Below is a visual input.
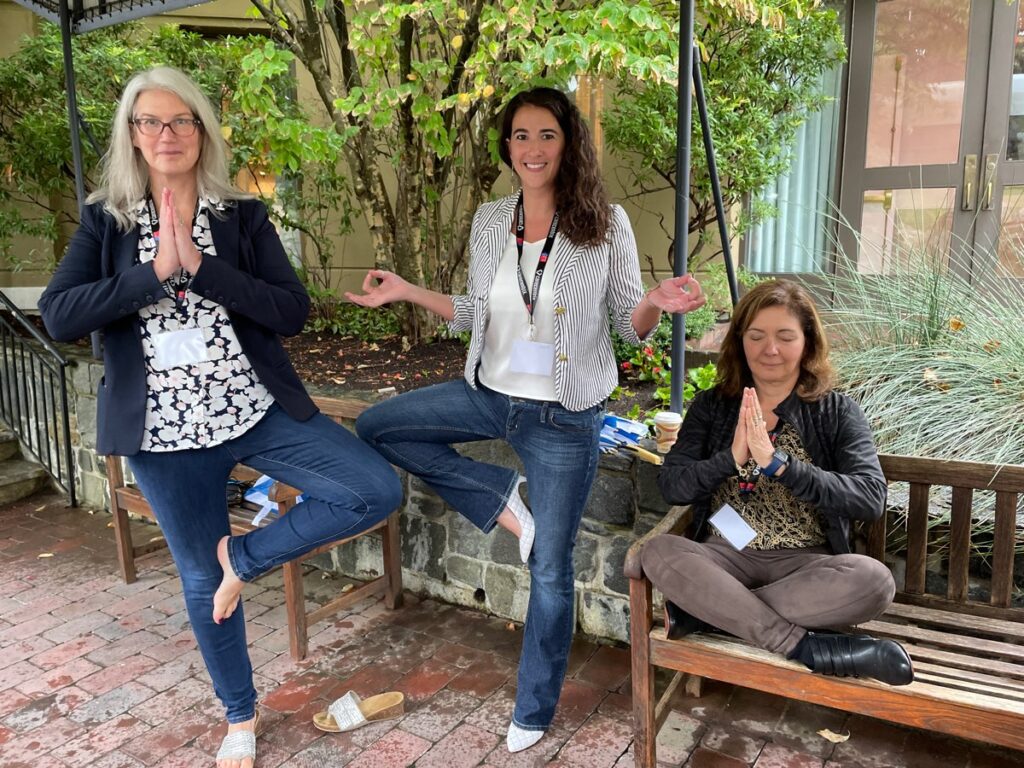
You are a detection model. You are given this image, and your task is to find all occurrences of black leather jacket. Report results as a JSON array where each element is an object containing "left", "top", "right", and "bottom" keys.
[{"left": 657, "top": 387, "right": 886, "bottom": 554}]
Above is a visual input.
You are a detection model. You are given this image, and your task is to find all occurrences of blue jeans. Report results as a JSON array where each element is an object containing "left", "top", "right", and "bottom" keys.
[
  {"left": 356, "top": 380, "right": 603, "bottom": 730},
  {"left": 127, "top": 403, "right": 402, "bottom": 723}
]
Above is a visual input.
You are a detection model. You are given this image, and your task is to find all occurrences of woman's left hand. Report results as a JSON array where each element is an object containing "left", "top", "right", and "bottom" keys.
[
  {"left": 643, "top": 274, "right": 706, "bottom": 315},
  {"left": 174, "top": 212, "right": 202, "bottom": 274},
  {"left": 165, "top": 189, "right": 202, "bottom": 274},
  {"left": 743, "top": 387, "right": 775, "bottom": 468}
]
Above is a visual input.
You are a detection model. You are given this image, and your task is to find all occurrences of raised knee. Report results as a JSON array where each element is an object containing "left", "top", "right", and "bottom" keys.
[
  {"left": 839, "top": 554, "right": 896, "bottom": 611},
  {"left": 354, "top": 410, "right": 378, "bottom": 444},
  {"left": 372, "top": 471, "right": 404, "bottom": 515},
  {"left": 640, "top": 534, "right": 677, "bottom": 577}
]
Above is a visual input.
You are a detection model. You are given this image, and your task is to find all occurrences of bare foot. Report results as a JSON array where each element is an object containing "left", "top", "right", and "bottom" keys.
[
  {"left": 217, "top": 714, "right": 257, "bottom": 768},
  {"left": 213, "top": 536, "right": 244, "bottom": 624}
]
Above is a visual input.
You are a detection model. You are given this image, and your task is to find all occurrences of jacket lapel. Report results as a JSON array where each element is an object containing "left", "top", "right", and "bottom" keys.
[
  {"left": 112, "top": 224, "right": 140, "bottom": 275},
  {"left": 473, "top": 196, "right": 516, "bottom": 296},
  {"left": 207, "top": 203, "right": 240, "bottom": 267}
]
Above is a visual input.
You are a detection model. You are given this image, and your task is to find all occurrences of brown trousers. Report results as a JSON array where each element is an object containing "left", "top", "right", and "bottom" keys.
[{"left": 641, "top": 534, "right": 896, "bottom": 657}]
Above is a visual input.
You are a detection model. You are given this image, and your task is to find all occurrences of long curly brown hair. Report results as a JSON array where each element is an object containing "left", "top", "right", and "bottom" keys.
[
  {"left": 498, "top": 88, "right": 611, "bottom": 247},
  {"left": 716, "top": 280, "right": 835, "bottom": 402}
]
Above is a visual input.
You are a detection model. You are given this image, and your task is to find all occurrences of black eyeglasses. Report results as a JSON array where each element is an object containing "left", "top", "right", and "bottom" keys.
[{"left": 130, "top": 117, "right": 202, "bottom": 137}]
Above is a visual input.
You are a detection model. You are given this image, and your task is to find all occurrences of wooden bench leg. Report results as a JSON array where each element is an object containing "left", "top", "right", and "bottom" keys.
[
  {"left": 630, "top": 578, "right": 657, "bottom": 768},
  {"left": 112, "top": 504, "right": 137, "bottom": 584},
  {"left": 382, "top": 511, "right": 403, "bottom": 609},
  {"left": 283, "top": 559, "right": 309, "bottom": 661}
]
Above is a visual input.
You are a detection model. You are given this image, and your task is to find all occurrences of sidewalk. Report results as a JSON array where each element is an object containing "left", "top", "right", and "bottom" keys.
[{"left": 0, "top": 491, "right": 1019, "bottom": 767}]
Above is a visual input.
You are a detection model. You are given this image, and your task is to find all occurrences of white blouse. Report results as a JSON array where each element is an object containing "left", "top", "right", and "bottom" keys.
[{"left": 477, "top": 233, "right": 558, "bottom": 401}]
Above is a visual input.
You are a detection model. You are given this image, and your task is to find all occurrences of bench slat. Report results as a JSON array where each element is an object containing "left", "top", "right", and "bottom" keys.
[
  {"left": 912, "top": 661, "right": 1024, "bottom": 697},
  {"left": 859, "top": 619, "right": 1024, "bottom": 663},
  {"left": 904, "top": 483, "right": 930, "bottom": 594},
  {"left": 899, "top": 642, "right": 1024, "bottom": 682},
  {"left": 881, "top": 602, "right": 1024, "bottom": 640},
  {"left": 991, "top": 491, "right": 1018, "bottom": 608},
  {"left": 878, "top": 454, "right": 1024, "bottom": 493},
  {"left": 947, "top": 487, "right": 972, "bottom": 602}
]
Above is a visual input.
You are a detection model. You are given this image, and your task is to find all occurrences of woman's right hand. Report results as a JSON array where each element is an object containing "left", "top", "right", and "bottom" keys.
[
  {"left": 731, "top": 394, "right": 751, "bottom": 468},
  {"left": 345, "top": 269, "right": 411, "bottom": 307},
  {"left": 152, "top": 188, "right": 181, "bottom": 282}
]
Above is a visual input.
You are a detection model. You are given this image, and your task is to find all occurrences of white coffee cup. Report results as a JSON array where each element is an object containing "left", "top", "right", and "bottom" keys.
[{"left": 653, "top": 411, "right": 683, "bottom": 453}]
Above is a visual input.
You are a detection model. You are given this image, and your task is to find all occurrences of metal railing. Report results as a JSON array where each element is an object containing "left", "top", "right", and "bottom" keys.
[{"left": 0, "top": 289, "right": 76, "bottom": 506}]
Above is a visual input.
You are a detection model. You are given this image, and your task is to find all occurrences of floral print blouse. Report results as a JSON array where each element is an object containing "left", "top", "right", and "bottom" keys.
[{"left": 135, "top": 197, "right": 275, "bottom": 452}]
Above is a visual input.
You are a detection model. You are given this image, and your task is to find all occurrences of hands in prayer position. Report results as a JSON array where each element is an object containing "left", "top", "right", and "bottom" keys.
[
  {"left": 152, "top": 187, "right": 202, "bottom": 282},
  {"left": 732, "top": 387, "right": 777, "bottom": 470}
]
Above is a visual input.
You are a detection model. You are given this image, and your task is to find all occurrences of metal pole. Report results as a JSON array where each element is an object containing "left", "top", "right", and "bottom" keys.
[
  {"left": 670, "top": 0, "right": 695, "bottom": 414},
  {"left": 58, "top": 2, "right": 102, "bottom": 360},
  {"left": 58, "top": 2, "right": 85, "bottom": 212},
  {"left": 692, "top": 44, "right": 739, "bottom": 306}
]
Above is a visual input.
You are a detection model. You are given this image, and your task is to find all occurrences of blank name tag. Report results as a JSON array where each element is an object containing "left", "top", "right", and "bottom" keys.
[
  {"left": 509, "top": 339, "right": 555, "bottom": 376},
  {"left": 709, "top": 503, "right": 757, "bottom": 550},
  {"left": 152, "top": 328, "right": 208, "bottom": 370}
]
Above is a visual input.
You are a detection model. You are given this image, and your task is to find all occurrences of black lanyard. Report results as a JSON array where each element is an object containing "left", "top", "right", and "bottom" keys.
[
  {"left": 147, "top": 195, "right": 197, "bottom": 317},
  {"left": 514, "top": 191, "right": 559, "bottom": 337}
]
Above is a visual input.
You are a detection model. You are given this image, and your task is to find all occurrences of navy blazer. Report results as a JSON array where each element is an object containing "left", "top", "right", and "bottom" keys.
[{"left": 39, "top": 199, "right": 317, "bottom": 456}]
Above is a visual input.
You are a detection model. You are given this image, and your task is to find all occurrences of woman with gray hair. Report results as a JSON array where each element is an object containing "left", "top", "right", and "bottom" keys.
[{"left": 39, "top": 67, "right": 403, "bottom": 768}]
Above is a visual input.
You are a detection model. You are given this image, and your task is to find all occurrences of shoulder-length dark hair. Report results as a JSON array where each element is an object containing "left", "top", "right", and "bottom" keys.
[
  {"left": 716, "top": 279, "right": 834, "bottom": 401},
  {"left": 498, "top": 87, "right": 610, "bottom": 247}
]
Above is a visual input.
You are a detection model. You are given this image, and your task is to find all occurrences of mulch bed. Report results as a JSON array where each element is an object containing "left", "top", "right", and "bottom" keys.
[{"left": 4, "top": 311, "right": 659, "bottom": 415}]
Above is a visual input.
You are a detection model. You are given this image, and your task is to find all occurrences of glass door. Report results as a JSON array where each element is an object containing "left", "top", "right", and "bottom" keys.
[
  {"left": 972, "top": 0, "right": 1024, "bottom": 278},
  {"left": 838, "top": 0, "right": 1024, "bottom": 280}
]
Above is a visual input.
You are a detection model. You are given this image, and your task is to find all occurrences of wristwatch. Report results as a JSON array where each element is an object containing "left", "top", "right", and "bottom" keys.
[{"left": 762, "top": 449, "right": 790, "bottom": 478}]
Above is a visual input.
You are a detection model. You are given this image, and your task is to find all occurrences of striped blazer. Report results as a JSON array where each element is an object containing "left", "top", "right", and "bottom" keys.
[{"left": 450, "top": 194, "right": 650, "bottom": 411}]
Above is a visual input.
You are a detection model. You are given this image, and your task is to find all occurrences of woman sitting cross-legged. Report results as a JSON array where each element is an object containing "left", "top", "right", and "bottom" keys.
[{"left": 642, "top": 279, "right": 913, "bottom": 686}]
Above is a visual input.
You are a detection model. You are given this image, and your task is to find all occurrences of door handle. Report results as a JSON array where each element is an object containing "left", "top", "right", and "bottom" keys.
[
  {"left": 982, "top": 153, "right": 998, "bottom": 211},
  {"left": 962, "top": 154, "right": 977, "bottom": 211}
]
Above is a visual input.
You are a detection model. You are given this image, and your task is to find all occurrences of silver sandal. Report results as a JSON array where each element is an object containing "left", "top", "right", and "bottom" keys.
[{"left": 216, "top": 712, "right": 260, "bottom": 764}]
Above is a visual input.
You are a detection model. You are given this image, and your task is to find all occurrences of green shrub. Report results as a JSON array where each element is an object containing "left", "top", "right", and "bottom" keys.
[{"left": 305, "top": 287, "right": 400, "bottom": 339}]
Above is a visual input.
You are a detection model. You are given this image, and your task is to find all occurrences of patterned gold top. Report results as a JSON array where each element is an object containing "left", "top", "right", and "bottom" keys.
[{"left": 711, "top": 422, "right": 826, "bottom": 550}]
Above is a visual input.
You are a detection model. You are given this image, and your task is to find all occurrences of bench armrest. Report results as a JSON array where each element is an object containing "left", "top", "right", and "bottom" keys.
[{"left": 623, "top": 505, "right": 693, "bottom": 581}]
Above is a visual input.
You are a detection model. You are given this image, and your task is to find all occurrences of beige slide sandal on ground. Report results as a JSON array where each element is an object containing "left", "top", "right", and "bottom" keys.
[{"left": 312, "top": 691, "right": 405, "bottom": 733}]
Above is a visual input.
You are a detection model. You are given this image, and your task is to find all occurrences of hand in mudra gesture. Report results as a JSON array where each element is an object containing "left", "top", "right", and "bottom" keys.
[
  {"left": 345, "top": 269, "right": 411, "bottom": 308},
  {"left": 644, "top": 274, "right": 707, "bottom": 315}
]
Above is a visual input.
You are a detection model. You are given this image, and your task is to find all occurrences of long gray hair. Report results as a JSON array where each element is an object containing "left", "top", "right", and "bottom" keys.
[{"left": 88, "top": 66, "right": 251, "bottom": 230}]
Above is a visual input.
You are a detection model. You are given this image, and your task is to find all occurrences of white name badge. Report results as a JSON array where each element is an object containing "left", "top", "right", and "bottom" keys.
[
  {"left": 152, "top": 328, "right": 209, "bottom": 370},
  {"left": 509, "top": 339, "right": 555, "bottom": 376},
  {"left": 709, "top": 503, "right": 757, "bottom": 550}
]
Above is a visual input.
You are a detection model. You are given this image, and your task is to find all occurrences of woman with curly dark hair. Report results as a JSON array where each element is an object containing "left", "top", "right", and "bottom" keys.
[
  {"left": 643, "top": 280, "right": 914, "bottom": 687},
  {"left": 346, "top": 86, "right": 705, "bottom": 753}
]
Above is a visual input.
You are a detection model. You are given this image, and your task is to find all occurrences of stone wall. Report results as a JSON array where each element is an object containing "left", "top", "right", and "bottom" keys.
[{"left": 29, "top": 349, "right": 670, "bottom": 643}]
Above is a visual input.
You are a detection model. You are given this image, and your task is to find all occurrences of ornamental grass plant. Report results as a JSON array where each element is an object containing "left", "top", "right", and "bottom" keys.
[{"left": 822, "top": 238, "right": 1024, "bottom": 565}]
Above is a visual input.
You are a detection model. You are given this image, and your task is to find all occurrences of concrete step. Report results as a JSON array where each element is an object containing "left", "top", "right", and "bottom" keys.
[
  {"left": 0, "top": 459, "right": 50, "bottom": 505},
  {"left": 0, "top": 428, "right": 19, "bottom": 462}
]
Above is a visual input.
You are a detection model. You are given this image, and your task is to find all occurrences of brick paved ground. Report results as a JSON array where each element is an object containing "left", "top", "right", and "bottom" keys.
[{"left": 0, "top": 491, "right": 1020, "bottom": 767}]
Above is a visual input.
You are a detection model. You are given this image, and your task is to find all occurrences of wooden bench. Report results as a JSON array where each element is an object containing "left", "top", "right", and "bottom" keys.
[
  {"left": 105, "top": 396, "right": 402, "bottom": 661},
  {"left": 625, "top": 453, "right": 1024, "bottom": 766}
]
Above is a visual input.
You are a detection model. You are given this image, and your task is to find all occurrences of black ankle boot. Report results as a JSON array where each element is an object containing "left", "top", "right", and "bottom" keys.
[
  {"left": 799, "top": 631, "right": 914, "bottom": 686},
  {"left": 663, "top": 601, "right": 716, "bottom": 640}
]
